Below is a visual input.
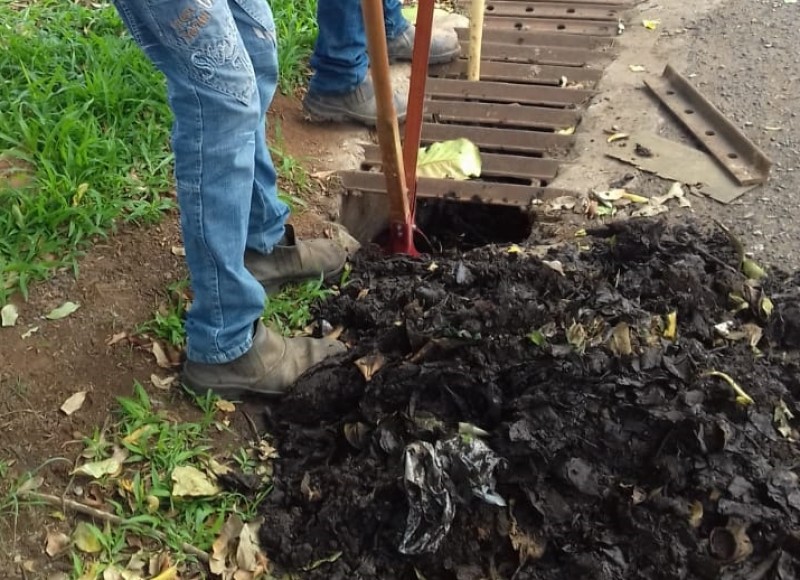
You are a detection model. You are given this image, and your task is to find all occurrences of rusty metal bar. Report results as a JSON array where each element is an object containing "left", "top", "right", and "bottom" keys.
[
  {"left": 427, "top": 78, "right": 594, "bottom": 107},
  {"left": 458, "top": 40, "right": 607, "bottom": 67},
  {"left": 424, "top": 99, "right": 580, "bottom": 130},
  {"left": 362, "top": 146, "right": 561, "bottom": 182},
  {"left": 483, "top": 16, "right": 617, "bottom": 35},
  {"left": 483, "top": 1, "right": 622, "bottom": 20},
  {"left": 456, "top": 27, "right": 613, "bottom": 48},
  {"left": 644, "top": 65, "right": 772, "bottom": 185},
  {"left": 341, "top": 171, "right": 575, "bottom": 206},
  {"left": 422, "top": 123, "right": 573, "bottom": 155},
  {"left": 432, "top": 59, "right": 603, "bottom": 85}
]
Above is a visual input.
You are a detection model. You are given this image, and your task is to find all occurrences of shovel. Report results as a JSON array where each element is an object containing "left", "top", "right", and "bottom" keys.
[{"left": 362, "top": 0, "right": 485, "bottom": 255}]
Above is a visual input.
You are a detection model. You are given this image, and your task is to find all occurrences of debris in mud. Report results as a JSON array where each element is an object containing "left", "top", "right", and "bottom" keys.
[{"left": 246, "top": 219, "right": 800, "bottom": 579}]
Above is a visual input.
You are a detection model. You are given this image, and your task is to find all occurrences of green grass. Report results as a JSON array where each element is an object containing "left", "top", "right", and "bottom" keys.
[
  {"left": 140, "top": 274, "right": 336, "bottom": 349},
  {"left": 272, "top": 0, "right": 319, "bottom": 94},
  {"left": 68, "top": 383, "right": 269, "bottom": 573},
  {"left": 0, "top": 0, "right": 175, "bottom": 304},
  {"left": 0, "top": 0, "right": 320, "bottom": 307}
]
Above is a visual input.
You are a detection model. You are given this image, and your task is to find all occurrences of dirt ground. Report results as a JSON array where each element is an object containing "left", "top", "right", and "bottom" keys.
[{"left": 2, "top": 0, "right": 800, "bottom": 577}]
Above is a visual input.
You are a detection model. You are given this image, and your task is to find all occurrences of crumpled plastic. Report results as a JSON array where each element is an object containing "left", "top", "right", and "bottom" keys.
[{"left": 399, "top": 436, "right": 506, "bottom": 555}]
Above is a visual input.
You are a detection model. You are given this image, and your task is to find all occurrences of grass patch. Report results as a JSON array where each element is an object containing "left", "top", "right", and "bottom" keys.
[
  {"left": 65, "top": 384, "right": 271, "bottom": 574},
  {"left": 0, "top": 0, "right": 175, "bottom": 304},
  {"left": 140, "top": 273, "right": 339, "bottom": 349},
  {"left": 272, "top": 0, "right": 319, "bottom": 94}
]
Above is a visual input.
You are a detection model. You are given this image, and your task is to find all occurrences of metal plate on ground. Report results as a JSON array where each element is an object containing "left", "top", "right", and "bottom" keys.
[
  {"left": 645, "top": 65, "right": 772, "bottom": 186},
  {"left": 606, "top": 132, "right": 756, "bottom": 204}
]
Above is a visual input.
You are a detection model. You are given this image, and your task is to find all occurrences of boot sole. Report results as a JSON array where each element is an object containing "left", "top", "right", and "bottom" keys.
[
  {"left": 260, "top": 262, "right": 346, "bottom": 295},
  {"left": 182, "top": 378, "right": 285, "bottom": 400}
]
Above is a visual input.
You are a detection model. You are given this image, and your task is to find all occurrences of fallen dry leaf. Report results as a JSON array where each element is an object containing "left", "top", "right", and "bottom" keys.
[
  {"left": 73, "top": 447, "right": 128, "bottom": 479},
  {"left": 171, "top": 465, "right": 220, "bottom": 498},
  {"left": 236, "top": 522, "right": 263, "bottom": 572},
  {"left": 689, "top": 500, "right": 704, "bottom": 528},
  {"left": 607, "top": 132, "right": 630, "bottom": 144},
  {"left": 354, "top": 353, "right": 386, "bottom": 382},
  {"left": 642, "top": 19, "right": 660, "bottom": 29},
  {"left": 1, "top": 304, "right": 19, "bottom": 327},
  {"left": 107, "top": 332, "right": 128, "bottom": 346},
  {"left": 150, "top": 566, "right": 178, "bottom": 580},
  {"left": 60, "top": 391, "right": 88, "bottom": 416},
  {"left": 211, "top": 513, "right": 244, "bottom": 575},
  {"left": 215, "top": 399, "right": 236, "bottom": 414},
  {"left": 18, "top": 475, "right": 44, "bottom": 494},
  {"left": 150, "top": 374, "right": 177, "bottom": 391},
  {"left": 45, "top": 531, "right": 70, "bottom": 557},
  {"left": 73, "top": 521, "right": 102, "bottom": 554},
  {"left": 609, "top": 322, "right": 633, "bottom": 356},
  {"left": 45, "top": 301, "right": 80, "bottom": 320},
  {"left": 170, "top": 246, "right": 186, "bottom": 257},
  {"left": 21, "top": 326, "right": 39, "bottom": 339},
  {"left": 151, "top": 341, "right": 172, "bottom": 368},
  {"left": 542, "top": 260, "right": 565, "bottom": 277}
]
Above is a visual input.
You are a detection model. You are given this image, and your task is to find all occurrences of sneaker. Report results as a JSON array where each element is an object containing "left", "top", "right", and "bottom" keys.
[
  {"left": 183, "top": 321, "right": 346, "bottom": 398},
  {"left": 303, "top": 77, "right": 408, "bottom": 127},
  {"left": 244, "top": 224, "right": 347, "bottom": 294},
  {"left": 387, "top": 24, "right": 461, "bottom": 64}
]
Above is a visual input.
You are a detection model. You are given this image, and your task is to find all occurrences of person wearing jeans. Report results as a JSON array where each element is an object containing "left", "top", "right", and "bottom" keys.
[
  {"left": 304, "top": 0, "right": 461, "bottom": 126},
  {"left": 112, "top": 0, "right": 348, "bottom": 398}
]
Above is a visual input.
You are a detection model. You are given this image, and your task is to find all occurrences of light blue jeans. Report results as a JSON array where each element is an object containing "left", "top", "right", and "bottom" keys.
[
  {"left": 113, "top": 0, "right": 289, "bottom": 364},
  {"left": 310, "top": 0, "right": 410, "bottom": 95}
]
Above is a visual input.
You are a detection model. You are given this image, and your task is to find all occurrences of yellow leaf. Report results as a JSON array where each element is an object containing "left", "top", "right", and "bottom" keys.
[
  {"left": 171, "top": 465, "right": 220, "bottom": 497},
  {"left": 73, "top": 522, "right": 102, "bottom": 554},
  {"left": 642, "top": 19, "right": 660, "bottom": 29},
  {"left": 620, "top": 192, "right": 649, "bottom": 204},
  {"left": 689, "top": 501, "right": 703, "bottom": 528},
  {"left": 150, "top": 566, "right": 178, "bottom": 580},
  {"left": 507, "top": 244, "right": 522, "bottom": 254},
  {"left": 215, "top": 399, "right": 236, "bottom": 414},
  {"left": 556, "top": 126, "right": 576, "bottom": 135},
  {"left": 703, "top": 371, "right": 755, "bottom": 406},
  {"left": 663, "top": 312, "right": 677, "bottom": 341},
  {"left": 607, "top": 132, "right": 629, "bottom": 143}
]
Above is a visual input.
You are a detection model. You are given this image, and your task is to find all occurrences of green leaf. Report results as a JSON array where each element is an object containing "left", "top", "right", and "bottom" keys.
[
  {"left": 45, "top": 301, "right": 80, "bottom": 320},
  {"left": 761, "top": 296, "right": 774, "bottom": 318},
  {"left": 528, "top": 329, "right": 546, "bottom": 346},
  {"left": 417, "top": 138, "right": 482, "bottom": 180},
  {"left": 742, "top": 258, "right": 767, "bottom": 280}
]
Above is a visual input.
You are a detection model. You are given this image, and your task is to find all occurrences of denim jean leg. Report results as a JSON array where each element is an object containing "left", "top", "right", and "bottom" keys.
[
  {"left": 112, "top": 0, "right": 267, "bottom": 364},
  {"left": 309, "top": 0, "right": 369, "bottom": 95},
  {"left": 384, "top": 0, "right": 411, "bottom": 40},
  {"left": 229, "top": 1, "right": 290, "bottom": 253}
]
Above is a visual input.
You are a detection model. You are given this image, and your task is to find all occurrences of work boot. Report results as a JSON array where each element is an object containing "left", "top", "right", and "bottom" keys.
[
  {"left": 244, "top": 225, "right": 347, "bottom": 294},
  {"left": 387, "top": 25, "right": 461, "bottom": 64},
  {"left": 183, "top": 321, "right": 346, "bottom": 398},
  {"left": 303, "top": 77, "right": 408, "bottom": 127}
]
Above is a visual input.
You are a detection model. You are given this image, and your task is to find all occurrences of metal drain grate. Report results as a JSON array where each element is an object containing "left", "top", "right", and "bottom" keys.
[{"left": 341, "top": 0, "right": 631, "bottom": 207}]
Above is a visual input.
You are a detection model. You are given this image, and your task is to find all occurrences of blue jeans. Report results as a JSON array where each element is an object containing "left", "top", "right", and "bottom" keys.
[
  {"left": 310, "top": 0, "right": 410, "bottom": 95},
  {"left": 113, "top": 0, "right": 290, "bottom": 364}
]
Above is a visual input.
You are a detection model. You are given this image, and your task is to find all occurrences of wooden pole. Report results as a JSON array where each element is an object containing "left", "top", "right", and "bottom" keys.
[
  {"left": 467, "top": 0, "right": 486, "bottom": 81},
  {"left": 362, "top": 0, "right": 415, "bottom": 254}
]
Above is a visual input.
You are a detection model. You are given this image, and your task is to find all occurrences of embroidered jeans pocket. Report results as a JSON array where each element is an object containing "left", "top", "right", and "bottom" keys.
[{"left": 149, "top": 0, "right": 256, "bottom": 104}]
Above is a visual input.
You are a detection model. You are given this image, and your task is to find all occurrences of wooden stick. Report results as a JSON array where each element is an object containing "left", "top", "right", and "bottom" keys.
[
  {"left": 467, "top": 0, "right": 486, "bottom": 81},
  {"left": 361, "top": 0, "right": 410, "bottom": 226},
  {"left": 21, "top": 491, "right": 210, "bottom": 562}
]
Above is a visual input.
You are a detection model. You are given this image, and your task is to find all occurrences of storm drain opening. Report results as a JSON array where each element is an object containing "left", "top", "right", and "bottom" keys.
[{"left": 338, "top": 191, "right": 533, "bottom": 253}]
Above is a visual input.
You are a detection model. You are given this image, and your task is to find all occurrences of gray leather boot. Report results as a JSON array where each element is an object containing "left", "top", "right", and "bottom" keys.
[
  {"left": 387, "top": 25, "right": 461, "bottom": 64},
  {"left": 303, "top": 77, "right": 408, "bottom": 127},
  {"left": 183, "top": 321, "right": 346, "bottom": 398},
  {"left": 245, "top": 225, "right": 347, "bottom": 294}
]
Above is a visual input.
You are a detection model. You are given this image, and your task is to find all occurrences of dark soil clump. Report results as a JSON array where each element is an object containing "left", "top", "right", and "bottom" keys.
[{"left": 253, "top": 219, "right": 800, "bottom": 579}]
